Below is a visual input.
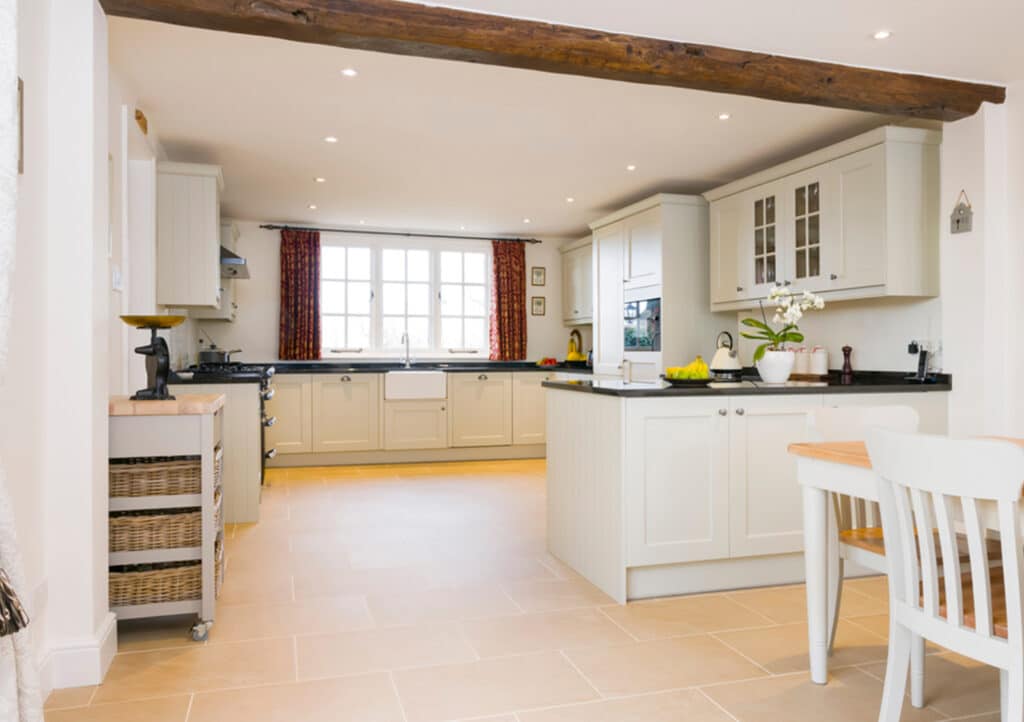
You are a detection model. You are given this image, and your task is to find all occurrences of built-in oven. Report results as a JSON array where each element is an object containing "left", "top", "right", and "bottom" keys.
[{"left": 623, "top": 296, "right": 661, "bottom": 352}]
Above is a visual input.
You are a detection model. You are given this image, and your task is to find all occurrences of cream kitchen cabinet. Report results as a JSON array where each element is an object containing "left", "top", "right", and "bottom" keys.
[
  {"left": 622, "top": 206, "right": 662, "bottom": 289},
  {"left": 264, "top": 374, "right": 313, "bottom": 454},
  {"left": 313, "top": 374, "right": 381, "bottom": 452},
  {"left": 592, "top": 224, "right": 625, "bottom": 376},
  {"left": 624, "top": 397, "right": 731, "bottom": 567},
  {"left": 706, "top": 126, "right": 940, "bottom": 311},
  {"left": 727, "top": 395, "right": 823, "bottom": 558},
  {"left": 384, "top": 400, "right": 448, "bottom": 450},
  {"left": 448, "top": 372, "right": 513, "bottom": 447},
  {"left": 561, "top": 237, "right": 593, "bottom": 325},
  {"left": 190, "top": 222, "right": 240, "bottom": 321},
  {"left": 512, "top": 372, "right": 549, "bottom": 445},
  {"left": 156, "top": 162, "right": 224, "bottom": 308}
]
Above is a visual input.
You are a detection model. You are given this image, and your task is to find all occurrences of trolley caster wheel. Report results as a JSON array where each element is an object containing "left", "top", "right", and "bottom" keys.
[{"left": 191, "top": 622, "right": 212, "bottom": 642}]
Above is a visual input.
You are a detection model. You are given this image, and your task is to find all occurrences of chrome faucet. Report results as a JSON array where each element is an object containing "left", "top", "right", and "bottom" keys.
[{"left": 401, "top": 331, "right": 411, "bottom": 368}]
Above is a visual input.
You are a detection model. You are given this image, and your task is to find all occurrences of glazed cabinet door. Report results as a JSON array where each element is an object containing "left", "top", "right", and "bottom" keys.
[
  {"left": 781, "top": 169, "right": 828, "bottom": 293},
  {"left": 728, "top": 395, "right": 823, "bottom": 557},
  {"left": 312, "top": 374, "right": 381, "bottom": 452},
  {"left": 264, "top": 374, "right": 313, "bottom": 454},
  {"left": 624, "top": 398, "right": 731, "bottom": 566},
  {"left": 741, "top": 185, "right": 784, "bottom": 300},
  {"left": 512, "top": 372, "right": 549, "bottom": 445},
  {"left": 449, "top": 372, "right": 513, "bottom": 447}
]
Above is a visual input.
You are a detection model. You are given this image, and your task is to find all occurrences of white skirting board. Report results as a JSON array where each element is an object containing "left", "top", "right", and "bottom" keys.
[
  {"left": 42, "top": 612, "right": 117, "bottom": 692},
  {"left": 267, "top": 444, "right": 546, "bottom": 468}
]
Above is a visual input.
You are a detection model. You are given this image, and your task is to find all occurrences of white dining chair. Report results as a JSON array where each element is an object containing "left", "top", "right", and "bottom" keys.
[
  {"left": 807, "top": 405, "right": 926, "bottom": 705},
  {"left": 868, "top": 429, "right": 1024, "bottom": 722}
]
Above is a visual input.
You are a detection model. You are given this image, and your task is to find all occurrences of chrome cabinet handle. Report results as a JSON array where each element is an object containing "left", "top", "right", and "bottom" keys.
[
  {"left": 340, "top": 375, "right": 352, "bottom": 382},
  {"left": 735, "top": 408, "right": 745, "bottom": 416},
  {"left": 478, "top": 374, "right": 488, "bottom": 381},
  {"left": 718, "top": 409, "right": 728, "bottom": 416},
  {"left": 736, "top": 286, "right": 744, "bottom": 292},
  {"left": 261, "top": 388, "right": 275, "bottom": 401},
  {"left": 263, "top": 416, "right": 278, "bottom": 427},
  {"left": 784, "top": 280, "right": 792, "bottom": 286}
]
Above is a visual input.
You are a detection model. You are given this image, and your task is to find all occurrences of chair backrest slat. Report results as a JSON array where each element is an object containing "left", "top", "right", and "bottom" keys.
[
  {"left": 933, "top": 492, "right": 964, "bottom": 626},
  {"left": 999, "top": 500, "right": 1024, "bottom": 648},
  {"left": 961, "top": 496, "right": 993, "bottom": 638},
  {"left": 910, "top": 488, "right": 940, "bottom": 616},
  {"left": 891, "top": 479, "right": 922, "bottom": 606}
]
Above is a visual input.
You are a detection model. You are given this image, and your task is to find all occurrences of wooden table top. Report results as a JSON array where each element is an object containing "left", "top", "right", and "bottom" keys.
[
  {"left": 789, "top": 437, "right": 1024, "bottom": 469},
  {"left": 109, "top": 393, "right": 225, "bottom": 417}
]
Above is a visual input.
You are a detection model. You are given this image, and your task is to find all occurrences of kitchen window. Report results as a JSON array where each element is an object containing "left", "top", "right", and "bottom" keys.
[{"left": 320, "top": 239, "right": 491, "bottom": 357}]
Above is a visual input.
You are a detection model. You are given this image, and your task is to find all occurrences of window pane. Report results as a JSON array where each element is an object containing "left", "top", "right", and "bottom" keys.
[
  {"left": 795, "top": 187, "right": 806, "bottom": 217},
  {"left": 766, "top": 225, "right": 775, "bottom": 253},
  {"left": 796, "top": 249, "right": 806, "bottom": 279},
  {"left": 322, "top": 247, "right": 346, "bottom": 279},
  {"left": 464, "top": 253, "right": 486, "bottom": 284},
  {"left": 441, "top": 317, "right": 462, "bottom": 348},
  {"left": 382, "top": 282, "right": 406, "bottom": 315},
  {"left": 382, "top": 249, "right": 405, "bottom": 281},
  {"left": 765, "top": 196, "right": 775, "bottom": 224},
  {"left": 407, "top": 317, "right": 429, "bottom": 348},
  {"left": 809, "top": 246, "right": 820, "bottom": 276},
  {"left": 440, "top": 251, "right": 462, "bottom": 283},
  {"left": 809, "top": 215, "right": 820, "bottom": 245},
  {"left": 407, "top": 250, "right": 430, "bottom": 282},
  {"left": 795, "top": 219, "right": 806, "bottom": 248},
  {"left": 754, "top": 199, "right": 764, "bottom": 227},
  {"left": 321, "top": 281, "right": 346, "bottom": 314},
  {"left": 381, "top": 316, "right": 405, "bottom": 348},
  {"left": 347, "top": 316, "right": 370, "bottom": 348},
  {"left": 348, "top": 281, "right": 371, "bottom": 315},
  {"left": 322, "top": 316, "right": 345, "bottom": 348},
  {"left": 809, "top": 183, "right": 820, "bottom": 214},
  {"left": 407, "top": 283, "right": 430, "bottom": 314},
  {"left": 754, "top": 228, "right": 764, "bottom": 255},
  {"left": 348, "top": 247, "right": 371, "bottom": 280},
  {"left": 464, "top": 318, "right": 485, "bottom": 350},
  {"left": 464, "top": 285, "right": 486, "bottom": 316},
  {"left": 441, "top": 284, "right": 463, "bottom": 316}
]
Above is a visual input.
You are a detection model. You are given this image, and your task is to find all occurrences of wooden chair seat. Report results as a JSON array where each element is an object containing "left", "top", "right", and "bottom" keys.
[{"left": 839, "top": 527, "right": 1002, "bottom": 559}]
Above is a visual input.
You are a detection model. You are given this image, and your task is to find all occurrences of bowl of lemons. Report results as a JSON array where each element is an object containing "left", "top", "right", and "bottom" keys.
[{"left": 662, "top": 356, "right": 710, "bottom": 387}]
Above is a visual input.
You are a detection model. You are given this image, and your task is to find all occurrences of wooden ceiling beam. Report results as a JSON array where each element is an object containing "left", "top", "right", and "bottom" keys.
[{"left": 99, "top": 0, "right": 1005, "bottom": 121}]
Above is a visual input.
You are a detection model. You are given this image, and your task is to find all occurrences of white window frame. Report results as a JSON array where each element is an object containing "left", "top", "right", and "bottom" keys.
[{"left": 320, "top": 235, "right": 492, "bottom": 359}]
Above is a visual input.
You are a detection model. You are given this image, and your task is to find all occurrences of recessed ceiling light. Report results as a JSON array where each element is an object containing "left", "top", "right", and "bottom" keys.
[
  {"left": 873, "top": 29, "right": 892, "bottom": 40},
  {"left": 308, "top": 204, "right": 318, "bottom": 210},
  {"left": 626, "top": 164, "right": 637, "bottom": 172},
  {"left": 523, "top": 218, "right": 532, "bottom": 224},
  {"left": 460, "top": 225, "right": 466, "bottom": 231},
  {"left": 314, "top": 177, "right": 326, "bottom": 183},
  {"left": 566, "top": 197, "right": 576, "bottom": 203},
  {"left": 359, "top": 219, "right": 366, "bottom": 225},
  {"left": 718, "top": 112, "right": 731, "bottom": 121},
  {"left": 341, "top": 67, "right": 359, "bottom": 77},
  {"left": 324, "top": 136, "right": 339, "bottom": 143}
]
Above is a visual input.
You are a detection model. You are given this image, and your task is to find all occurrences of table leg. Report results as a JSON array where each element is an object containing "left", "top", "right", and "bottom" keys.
[{"left": 803, "top": 484, "right": 829, "bottom": 684}]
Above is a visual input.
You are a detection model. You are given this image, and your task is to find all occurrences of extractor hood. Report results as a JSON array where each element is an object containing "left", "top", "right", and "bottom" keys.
[{"left": 220, "top": 246, "right": 250, "bottom": 279}]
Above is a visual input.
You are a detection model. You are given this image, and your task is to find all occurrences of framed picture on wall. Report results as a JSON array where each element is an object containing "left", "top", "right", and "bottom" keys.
[
  {"left": 531, "top": 296, "right": 546, "bottom": 316},
  {"left": 531, "top": 267, "right": 546, "bottom": 286}
]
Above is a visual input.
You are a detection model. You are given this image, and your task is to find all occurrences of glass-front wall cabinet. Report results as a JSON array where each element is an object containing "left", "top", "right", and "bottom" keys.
[{"left": 793, "top": 182, "right": 821, "bottom": 281}]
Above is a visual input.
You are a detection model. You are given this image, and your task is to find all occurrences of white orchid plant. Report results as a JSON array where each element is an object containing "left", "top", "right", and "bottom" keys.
[{"left": 741, "top": 287, "right": 826, "bottom": 362}]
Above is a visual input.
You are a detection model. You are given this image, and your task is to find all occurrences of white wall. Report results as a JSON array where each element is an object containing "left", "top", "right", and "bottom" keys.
[{"left": 198, "top": 221, "right": 578, "bottom": 362}]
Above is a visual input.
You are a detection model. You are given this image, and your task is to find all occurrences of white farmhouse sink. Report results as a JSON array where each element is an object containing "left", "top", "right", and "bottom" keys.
[{"left": 385, "top": 370, "right": 447, "bottom": 400}]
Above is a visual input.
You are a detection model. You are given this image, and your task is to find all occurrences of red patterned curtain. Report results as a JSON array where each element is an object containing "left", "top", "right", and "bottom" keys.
[
  {"left": 489, "top": 240, "right": 527, "bottom": 360},
  {"left": 278, "top": 229, "right": 322, "bottom": 360}
]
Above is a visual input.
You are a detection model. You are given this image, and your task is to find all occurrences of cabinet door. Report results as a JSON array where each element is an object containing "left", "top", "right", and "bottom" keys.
[
  {"left": 821, "top": 145, "right": 887, "bottom": 291},
  {"left": 561, "top": 244, "right": 593, "bottom": 324},
  {"left": 728, "top": 395, "right": 823, "bottom": 557},
  {"left": 623, "top": 207, "right": 661, "bottom": 288},
  {"left": 190, "top": 223, "right": 238, "bottom": 321},
  {"left": 449, "top": 372, "right": 513, "bottom": 447},
  {"left": 625, "top": 398, "right": 730, "bottom": 566},
  {"left": 784, "top": 171, "right": 828, "bottom": 292},
  {"left": 512, "top": 372, "right": 549, "bottom": 445},
  {"left": 739, "top": 186, "right": 783, "bottom": 300},
  {"left": 264, "top": 374, "right": 313, "bottom": 454},
  {"left": 156, "top": 170, "right": 221, "bottom": 307},
  {"left": 384, "top": 400, "right": 448, "bottom": 450},
  {"left": 709, "top": 193, "right": 750, "bottom": 304},
  {"left": 593, "top": 225, "right": 625, "bottom": 376},
  {"left": 313, "top": 374, "right": 381, "bottom": 452}
]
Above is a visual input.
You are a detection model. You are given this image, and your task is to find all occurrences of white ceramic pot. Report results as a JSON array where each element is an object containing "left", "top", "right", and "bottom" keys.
[{"left": 756, "top": 349, "right": 796, "bottom": 384}]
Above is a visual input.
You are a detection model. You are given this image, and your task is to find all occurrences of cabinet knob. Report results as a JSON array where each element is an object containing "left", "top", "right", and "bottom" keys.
[
  {"left": 736, "top": 286, "right": 744, "bottom": 292},
  {"left": 573, "top": 308, "right": 579, "bottom": 314},
  {"left": 735, "top": 408, "right": 745, "bottom": 416},
  {"left": 718, "top": 408, "right": 728, "bottom": 416},
  {"left": 830, "top": 273, "right": 838, "bottom": 281},
  {"left": 784, "top": 280, "right": 792, "bottom": 287},
  {"left": 478, "top": 374, "right": 488, "bottom": 381},
  {"left": 440, "top": 406, "right": 446, "bottom": 411},
  {"left": 340, "top": 375, "right": 351, "bottom": 382}
]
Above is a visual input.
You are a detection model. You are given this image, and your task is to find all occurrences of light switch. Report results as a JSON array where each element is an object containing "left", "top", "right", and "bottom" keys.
[{"left": 111, "top": 265, "right": 123, "bottom": 291}]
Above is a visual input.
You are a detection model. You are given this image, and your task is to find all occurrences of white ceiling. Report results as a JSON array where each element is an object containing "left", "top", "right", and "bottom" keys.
[{"left": 107, "top": 1, "right": 1010, "bottom": 238}]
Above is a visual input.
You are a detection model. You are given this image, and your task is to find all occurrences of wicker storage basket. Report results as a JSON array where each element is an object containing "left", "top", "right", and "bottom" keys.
[
  {"left": 110, "top": 457, "right": 201, "bottom": 497},
  {"left": 109, "top": 562, "right": 201, "bottom": 607},
  {"left": 215, "top": 538, "right": 226, "bottom": 599},
  {"left": 109, "top": 509, "right": 201, "bottom": 553},
  {"left": 214, "top": 446, "right": 224, "bottom": 490}
]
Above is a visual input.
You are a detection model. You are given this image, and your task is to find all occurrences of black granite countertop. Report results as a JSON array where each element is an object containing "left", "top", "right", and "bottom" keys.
[{"left": 542, "top": 371, "right": 952, "bottom": 397}]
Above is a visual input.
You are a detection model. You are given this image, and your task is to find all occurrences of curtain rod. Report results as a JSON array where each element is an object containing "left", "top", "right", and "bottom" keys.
[{"left": 259, "top": 224, "right": 543, "bottom": 244}]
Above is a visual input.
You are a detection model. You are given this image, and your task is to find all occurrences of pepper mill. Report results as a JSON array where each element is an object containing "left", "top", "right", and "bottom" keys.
[{"left": 840, "top": 345, "right": 854, "bottom": 385}]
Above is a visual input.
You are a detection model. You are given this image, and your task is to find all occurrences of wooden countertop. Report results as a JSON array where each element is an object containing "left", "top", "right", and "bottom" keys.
[
  {"left": 789, "top": 437, "right": 1024, "bottom": 469},
  {"left": 109, "top": 393, "right": 225, "bottom": 417}
]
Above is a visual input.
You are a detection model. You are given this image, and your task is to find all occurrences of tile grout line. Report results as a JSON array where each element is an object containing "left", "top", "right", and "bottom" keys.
[
  {"left": 558, "top": 649, "right": 605, "bottom": 699},
  {"left": 183, "top": 692, "right": 195, "bottom": 722},
  {"left": 707, "top": 632, "right": 774, "bottom": 677},
  {"left": 292, "top": 636, "right": 300, "bottom": 682},
  {"left": 388, "top": 670, "right": 411, "bottom": 722},
  {"left": 719, "top": 592, "right": 785, "bottom": 626},
  {"left": 593, "top": 606, "right": 641, "bottom": 642},
  {"left": 86, "top": 685, "right": 99, "bottom": 706},
  {"left": 846, "top": 665, "right": 956, "bottom": 720},
  {"left": 696, "top": 686, "right": 742, "bottom": 722}
]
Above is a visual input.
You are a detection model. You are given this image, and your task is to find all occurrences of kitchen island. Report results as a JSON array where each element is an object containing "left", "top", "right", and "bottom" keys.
[{"left": 542, "top": 373, "right": 951, "bottom": 603}]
